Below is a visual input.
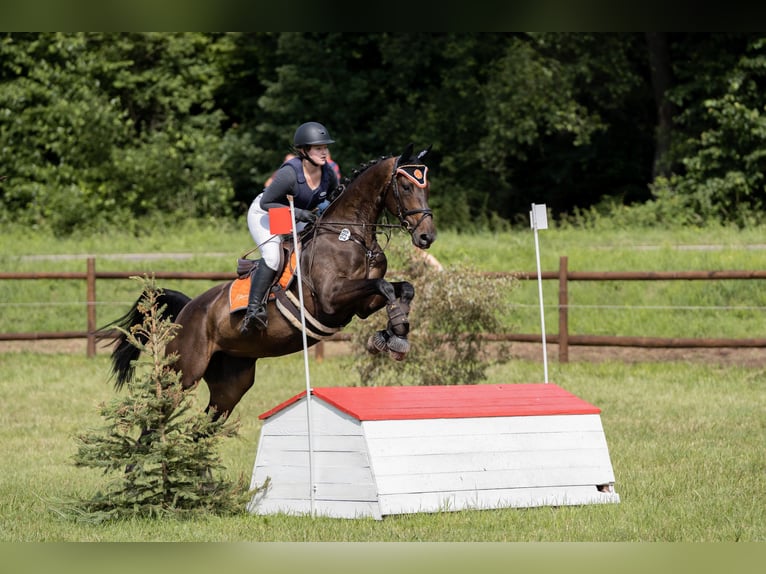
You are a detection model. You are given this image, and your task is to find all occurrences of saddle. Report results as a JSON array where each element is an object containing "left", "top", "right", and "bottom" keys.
[
  {"left": 229, "top": 242, "right": 297, "bottom": 312},
  {"left": 228, "top": 238, "right": 341, "bottom": 340}
]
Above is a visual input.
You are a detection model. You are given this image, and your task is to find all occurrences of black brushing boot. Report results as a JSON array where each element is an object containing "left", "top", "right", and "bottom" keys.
[{"left": 240, "top": 263, "right": 277, "bottom": 334}]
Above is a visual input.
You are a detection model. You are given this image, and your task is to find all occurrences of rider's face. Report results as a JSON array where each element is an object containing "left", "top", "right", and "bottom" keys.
[{"left": 306, "top": 145, "right": 328, "bottom": 165}]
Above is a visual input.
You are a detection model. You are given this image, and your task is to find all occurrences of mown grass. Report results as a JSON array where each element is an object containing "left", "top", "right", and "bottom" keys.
[
  {"left": 1, "top": 221, "right": 765, "bottom": 542},
  {"left": 0, "top": 350, "right": 763, "bottom": 542}
]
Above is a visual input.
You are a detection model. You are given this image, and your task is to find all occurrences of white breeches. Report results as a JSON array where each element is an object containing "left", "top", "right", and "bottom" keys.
[{"left": 246, "top": 192, "right": 307, "bottom": 271}]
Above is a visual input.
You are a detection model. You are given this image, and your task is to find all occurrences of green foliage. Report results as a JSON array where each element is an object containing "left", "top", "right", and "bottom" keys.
[
  {"left": 0, "top": 33, "right": 237, "bottom": 235},
  {"left": 658, "top": 35, "right": 766, "bottom": 227},
  {"left": 349, "top": 243, "right": 518, "bottom": 387},
  {"left": 559, "top": 186, "right": 709, "bottom": 229},
  {"left": 3, "top": 33, "right": 766, "bottom": 234},
  {"left": 67, "top": 276, "right": 250, "bottom": 521}
]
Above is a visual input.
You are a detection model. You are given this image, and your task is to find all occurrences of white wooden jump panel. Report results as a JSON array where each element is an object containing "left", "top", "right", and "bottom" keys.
[{"left": 247, "top": 384, "right": 619, "bottom": 519}]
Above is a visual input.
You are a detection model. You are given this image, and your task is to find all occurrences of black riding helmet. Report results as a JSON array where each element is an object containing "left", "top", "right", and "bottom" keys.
[{"left": 293, "top": 121, "right": 335, "bottom": 147}]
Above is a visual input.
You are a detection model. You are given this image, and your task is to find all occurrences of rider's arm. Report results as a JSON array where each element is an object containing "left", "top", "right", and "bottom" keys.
[
  {"left": 259, "top": 165, "right": 316, "bottom": 223},
  {"left": 259, "top": 166, "right": 297, "bottom": 210}
]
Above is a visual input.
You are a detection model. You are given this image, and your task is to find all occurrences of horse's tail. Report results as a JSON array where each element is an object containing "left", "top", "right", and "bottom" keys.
[{"left": 98, "top": 288, "right": 192, "bottom": 390}]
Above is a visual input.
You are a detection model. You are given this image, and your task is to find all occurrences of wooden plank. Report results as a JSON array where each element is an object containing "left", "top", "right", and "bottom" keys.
[
  {"left": 260, "top": 399, "right": 363, "bottom": 435},
  {"left": 375, "top": 466, "right": 616, "bottom": 494},
  {"left": 365, "top": 429, "right": 609, "bottom": 457},
  {"left": 378, "top": 485, "right": 620, "bottom": 515},
  {"left": 258, "top": 434, "right": 367, "bottom": 451},
  {"left": 255, "top": 449, "right": 371, "bottom": 468},
  {"left": 361, "top": 414, "right": 607, "bottom": 438},
  {"left": 315, "top": 384, "right": 601, "bottom": 420},
  {"left": 254, "top": 480, "right": 379, "bottom": 502},
  {"left": 252, "top": 461, "right": 375, "bottom": 485},
  {"left": 370, "top": 447, "right": 614, "bottom": 475}
]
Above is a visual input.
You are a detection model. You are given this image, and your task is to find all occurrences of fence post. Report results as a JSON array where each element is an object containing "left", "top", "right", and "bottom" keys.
[
  {"left": 558, "top": 256, "right": 569, "bottom": 363},
  {"left": 86, "top": 257, "right": 96, "bottom": 358}
]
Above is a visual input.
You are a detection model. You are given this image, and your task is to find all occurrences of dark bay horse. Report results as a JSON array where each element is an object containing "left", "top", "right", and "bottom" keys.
[{"left": 104, "top": 143, "right": 436, "bottom": 420}]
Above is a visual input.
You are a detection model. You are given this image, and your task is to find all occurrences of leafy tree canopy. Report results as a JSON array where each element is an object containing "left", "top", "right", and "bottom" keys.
[{"left": 2, "top": 32, "right": 765, "bottom": 234}]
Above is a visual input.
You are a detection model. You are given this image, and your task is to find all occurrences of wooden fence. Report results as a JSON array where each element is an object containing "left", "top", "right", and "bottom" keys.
[{"left": 2, "top": 256, "right": 766, "bottom": 361}]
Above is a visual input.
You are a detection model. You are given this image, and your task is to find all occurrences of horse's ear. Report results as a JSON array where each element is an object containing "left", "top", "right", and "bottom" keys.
[
  {"left": 416, "top": 145, "right": 432, "bottom": 161},
  {"left": 397, "top": 143, "right": 414, "bottom": 167}
]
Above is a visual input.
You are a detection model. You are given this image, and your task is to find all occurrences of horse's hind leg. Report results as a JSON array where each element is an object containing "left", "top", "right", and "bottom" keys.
[{"left": 203, "top": 352, "right": 256, "bottom": 421}]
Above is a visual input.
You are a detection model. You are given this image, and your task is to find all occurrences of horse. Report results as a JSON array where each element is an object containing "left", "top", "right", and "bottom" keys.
[{"left": 103, "top": 143, "right": 437, "bottom": 421}]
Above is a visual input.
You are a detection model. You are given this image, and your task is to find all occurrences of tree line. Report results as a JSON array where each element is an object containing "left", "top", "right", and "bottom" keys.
[{"left": 2, "top": 32, "right": 765, "bottom": 235}]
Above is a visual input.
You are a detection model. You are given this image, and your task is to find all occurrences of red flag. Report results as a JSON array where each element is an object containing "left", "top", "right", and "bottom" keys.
[{"left": 269, "top": 206, "right": 293, "bottom": 234}]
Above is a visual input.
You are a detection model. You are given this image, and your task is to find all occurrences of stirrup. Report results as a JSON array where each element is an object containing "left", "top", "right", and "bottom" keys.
[{"left": 241, "top": 305, "right": 268, "bottom": 334}]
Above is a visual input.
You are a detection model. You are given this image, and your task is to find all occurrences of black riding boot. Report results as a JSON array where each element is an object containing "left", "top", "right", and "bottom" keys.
[{"left": 240, "top": 263, "right": 277, "bottom": 334}]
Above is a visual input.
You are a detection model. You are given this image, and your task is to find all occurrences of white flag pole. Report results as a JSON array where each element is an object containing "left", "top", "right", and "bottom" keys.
[
  {"left": 530, "top": 203, "right": 549, "bottom": 384},
  {"left": 287, "top": 195, "right": 316, "bottom": 516}
]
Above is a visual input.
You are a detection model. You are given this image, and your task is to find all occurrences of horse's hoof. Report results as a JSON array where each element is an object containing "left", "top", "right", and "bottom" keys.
[
  {"left": 366, "top": 331, "right": 388, "bottom": 354},
  {"left": 386, "top": 334, "right": 410, "bottom": 354}
]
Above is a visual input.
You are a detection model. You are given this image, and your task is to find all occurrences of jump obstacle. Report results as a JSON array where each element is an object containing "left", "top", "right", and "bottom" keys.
[
  {"left": 247, "top": 383, "right": 619, "bottom": 519},
  {"left": 248, "top": 203, "right": 618, "bottom": 519}
]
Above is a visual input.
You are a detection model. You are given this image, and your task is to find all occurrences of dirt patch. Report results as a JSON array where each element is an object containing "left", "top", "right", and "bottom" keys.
[
  {"left": 2, "top": 338, "right": 764, "bottom": 368},
  {"left": 503, "top": 342, "right": 766, "bottom": 368}
]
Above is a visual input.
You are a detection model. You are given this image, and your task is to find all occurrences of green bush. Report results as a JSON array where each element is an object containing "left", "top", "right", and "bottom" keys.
[{"left": 349, "top": 243, "right": 518, "bottom": 386}]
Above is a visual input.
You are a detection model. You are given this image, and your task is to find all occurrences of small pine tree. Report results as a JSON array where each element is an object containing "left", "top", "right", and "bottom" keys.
[{"left": 70, "top": 276, "right": 250, "bottom": 521}]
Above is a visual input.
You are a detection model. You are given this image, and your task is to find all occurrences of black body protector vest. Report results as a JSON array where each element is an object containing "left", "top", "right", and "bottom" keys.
[{"left": 284, "top": 156, "right": 333, "bottom": 210}]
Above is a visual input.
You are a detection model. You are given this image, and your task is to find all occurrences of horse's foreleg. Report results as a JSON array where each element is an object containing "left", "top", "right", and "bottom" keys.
[
  {"left": 367, "top": 281, "right": 416, "bottom": 360},
  {"left": 386, "top": 281, "right": 415, "bottom": 337},
  {"left": 392, "top": 281, "right": 415, "bottom": 305},
  {"left": 323, "top": 278, "right": 417, "bottom": 360}
]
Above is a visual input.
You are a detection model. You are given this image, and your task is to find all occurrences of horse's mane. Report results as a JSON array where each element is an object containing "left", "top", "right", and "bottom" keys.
[
  {"left": 305, "top": 154, "right": 398, "bottom": 240},
  {"left": 340, "top": 155, "right": 394, "bottom": 188}
]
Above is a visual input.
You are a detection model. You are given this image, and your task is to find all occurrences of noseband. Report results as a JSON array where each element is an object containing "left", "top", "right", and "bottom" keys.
[{"left": 390, "top": 164, "right": 433, "bottom": 234}]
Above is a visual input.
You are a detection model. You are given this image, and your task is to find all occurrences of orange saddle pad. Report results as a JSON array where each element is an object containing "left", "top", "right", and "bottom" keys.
[
  {"left": 229, "top": 252, "right": 297, "bottom": 313},
  {"left": 229, "top": 277, "right": 251, "bottom": 312}
]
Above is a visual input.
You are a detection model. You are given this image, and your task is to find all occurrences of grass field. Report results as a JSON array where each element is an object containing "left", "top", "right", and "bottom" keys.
[
  {"left": 2, "top": 222, "right": 766, "bottom": 340},
  {"left": 0, "top": 346, "right": 764, "bottom": 542},
  {"left": 1, "top": 222, "right": 765, "bottom": 543}
]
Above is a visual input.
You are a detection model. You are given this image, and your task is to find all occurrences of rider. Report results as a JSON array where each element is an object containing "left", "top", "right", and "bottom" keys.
[{"left": 241, "top": 121, "right": 340, "bottom": 334}]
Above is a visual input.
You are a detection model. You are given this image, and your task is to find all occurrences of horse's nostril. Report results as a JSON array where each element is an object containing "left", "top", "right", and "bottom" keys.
[{"left": 418, "top": 233, "right": 435, "bottom": 247}]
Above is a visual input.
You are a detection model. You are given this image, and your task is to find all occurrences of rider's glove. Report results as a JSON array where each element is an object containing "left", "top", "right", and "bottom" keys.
[{"left": 294, "top": 208, "right": 317, "bottom": 223}]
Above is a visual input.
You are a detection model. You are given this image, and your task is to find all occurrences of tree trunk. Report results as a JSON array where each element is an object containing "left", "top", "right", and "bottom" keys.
[{"left": 646, "top": 32, "right": 674, "bottom": 179}]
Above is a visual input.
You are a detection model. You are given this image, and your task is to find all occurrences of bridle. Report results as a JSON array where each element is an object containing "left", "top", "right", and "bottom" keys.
[
  {"left": 301, "top": 156, "right": 434, "bottom": 249},
  {"left": 298, "top": 157, "right": 434, "bottom": 285},
  {"left": 390, "top": 163, "right": 433, "bottom": 236}
]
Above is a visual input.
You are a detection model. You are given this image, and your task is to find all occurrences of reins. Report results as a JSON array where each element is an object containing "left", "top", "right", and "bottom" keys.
[{"left": 309, "top": 160, "right": 432, "bottom": 237}]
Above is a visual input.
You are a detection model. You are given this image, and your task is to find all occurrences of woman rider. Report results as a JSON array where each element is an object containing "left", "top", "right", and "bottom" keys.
[{"left": 241, "top": 121, "right": 339, "bottom": 334}]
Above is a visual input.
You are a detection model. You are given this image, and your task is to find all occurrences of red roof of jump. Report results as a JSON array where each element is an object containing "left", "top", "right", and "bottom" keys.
[{"left": 259, "top": 383, "right": 601, "bottom": 421}]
